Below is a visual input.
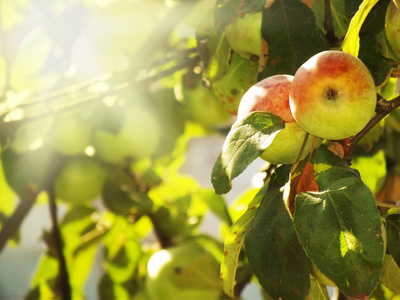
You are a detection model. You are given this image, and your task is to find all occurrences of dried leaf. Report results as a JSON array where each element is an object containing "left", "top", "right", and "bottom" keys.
[{"left": 289, "top": 161, "right": 319, "bottom": 215}]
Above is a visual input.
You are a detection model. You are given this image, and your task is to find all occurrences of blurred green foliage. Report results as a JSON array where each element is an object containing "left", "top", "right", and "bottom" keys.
[{"left": 1, "top": 0, "right": 400, "bottom": 299}]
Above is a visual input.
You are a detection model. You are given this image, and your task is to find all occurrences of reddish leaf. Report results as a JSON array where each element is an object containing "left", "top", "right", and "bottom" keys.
[
  {"left": 289, "top": 162, "right": 319, "bottom": 215},
  {"left": 327, "top": 138, "right": 352, "bottom": 160}
]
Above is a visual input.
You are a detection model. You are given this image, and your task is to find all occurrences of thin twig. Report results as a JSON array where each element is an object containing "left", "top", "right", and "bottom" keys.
[
  {"left": 377, "top": 202, "right": 400, "bottom": 209},
  {"left": 351, "top": 95, "right": 400, "bottom": 147},
  {"left": 344, "top": 94, "right": 400, "bottom": 164},
  {"left": 47, "top": 187, "right": 71, "bottom": 300}
]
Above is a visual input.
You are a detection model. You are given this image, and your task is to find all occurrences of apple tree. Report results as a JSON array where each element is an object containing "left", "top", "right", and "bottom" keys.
[{"left": 1, "top": 0, "right": 400, "bottom": 299}]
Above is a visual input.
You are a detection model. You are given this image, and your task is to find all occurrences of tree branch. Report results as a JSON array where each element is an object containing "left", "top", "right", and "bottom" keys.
[
  {"left": 0, "top": 54, "right": 200, "bottom": 141},
  {"left": 47, "top": 187, "right": 71, "bottom": 300},
  {"left": 323, "top": 0, "right": 339, "bottom": 46},
  {"left": 345, "top": 94, "right": 400, "bottom": 164},
  {"left": 0, "top": 187, "right": 37, "bottom": 253}
]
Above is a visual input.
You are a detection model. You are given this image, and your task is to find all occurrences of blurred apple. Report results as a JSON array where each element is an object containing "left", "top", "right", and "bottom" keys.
[
  {"left": 2, "top": 145, "right": 61, "bottom": 198},
  {"left": 385, "top": 0, "right": 400, "bottom": 56},
  {"left": 145, "top": 242, "right": 222, "bottom": 300},
  {"left": 46, "top": 111, "right": 91, "bottom": 156},
  {"left": 93, "top": 106, "right": 161, "bottom": 165},
  {"left": 55, "top": 157, "right": 106, "bottom": 205},
  {"left": 225, "top": 12, "right": 262, "bottom": 60},
  {"left": 289, "top": 51, "right": 376, "bottom": 140},
  {"left": 174, "top": 70, "right": 231, "bottom": 127},
  {"left": 238, "top": 75, "right": 319, "bottom": 164}
]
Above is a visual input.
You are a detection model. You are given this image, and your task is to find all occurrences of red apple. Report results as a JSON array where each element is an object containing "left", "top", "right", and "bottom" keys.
[
  {"left": 289, "top": 51, "right": 377, "bottom": 140},
  {"left": 238, "top": 75, "right": 319, "bottom": 164}
]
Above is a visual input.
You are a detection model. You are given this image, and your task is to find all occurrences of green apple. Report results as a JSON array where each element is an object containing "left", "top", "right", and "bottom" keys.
[
  {"left": 45, "top": 112, "right": 91, "bottom": 156},
  {"left": 289, "top": 51, "right": 377, "bottom": 140},
  {"left": 2, "top": 145, "right": 60, "bottom": 198},
  {"left": 225, "top": 12, "right": 262, "bottom": 60},
  {"left": 145, "top": 242, "right": 222, "bottom": 300},
  {"left": 93, "top": 106, "right": 160, "bottom": 164},
  {"left": 174, "top": 71, "right": 231, "bottom": 127},
  {"left": 55, "top": 157, "right": 106, "bottom": 205},
  {"left": 237, "top": 75, "right": 320, "bottom": 164},
  {"left": 385, "top": 0, "right": 400, "bottom": 56}
]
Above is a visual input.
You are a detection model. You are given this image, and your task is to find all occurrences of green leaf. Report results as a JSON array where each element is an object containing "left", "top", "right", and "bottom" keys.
[
  {"left": 310, "top": 146, "right": 361, "bottom": 188},
  {"left": 294, "top": 176, "right": 384, "bottom": 298},
  {"left": 341, "top": 0, "right": 379, "bottom": 57},
  {"left": 102, "top": 179, "right": 153, "bottom": 216},
  {"left": 25, "top": 252, "right": 59, "bottom": 300},
  {"left": 220, "top": 183, "right": 268, "bottom": 298},
  {"left": 214, "top": 0, "right": 265, "bottom": 34},
  {"left": 102, "top": 217, "right": 142, "bottom": 283},
  {"left": 245, "top": 165, "right": 311, "bottom": 300},
  {"left": 98, "top": 273, "right": 133, "bottom": 300},
  {"left": 259, "top": 0, "right": 328, "bottom": 78},
  {"left": 55, "top": 206, "right": 99, "bottom": 297},
  {"left": 386, "top": 214, "right": 400, "bottom": 267},
  {"left": 381, "top": 255, "right": 400, "bottom": 294},
  {"left": 196, "top": 8, "right": 231, "bottom": 82},
  {"left": 0, "top": 158, "right": 16, "bottom": 223},
  {"left": 359, "top": 0, "right": 390, "bottom": 36},
  {"left": 195, "top": 189, "right": 232, "bottom": 226},
  {"left": 211, "top": 112, "right": 284, "bottom": 194},
  {"left": 212, "top": 53, "right": 258, "bottom": 115},
  {"left": 358, "top": 33, "right": 397, "bottom": 86},
  {"left": 351, "top": 150, "right": 386, "bottom": 194},
  {"left": 311, "top": 0, "right": 350, "bottom": 40}
]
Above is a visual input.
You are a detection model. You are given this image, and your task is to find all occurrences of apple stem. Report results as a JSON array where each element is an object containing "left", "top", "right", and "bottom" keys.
[
  {"left": 346, "top": 94, "right": 400, "bottom": 164},
  {"left": 295, "top": 132, "right": 311, "bottom": 165}
]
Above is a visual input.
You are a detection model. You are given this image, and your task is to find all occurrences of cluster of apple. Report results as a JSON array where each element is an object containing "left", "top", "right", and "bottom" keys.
[{"left": 237, "top": 50, "right": 377, "bottom": 164}]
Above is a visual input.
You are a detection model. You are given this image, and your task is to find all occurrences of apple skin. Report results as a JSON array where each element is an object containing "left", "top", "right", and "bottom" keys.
[
  {"left": 93, "top": 106, "right": 160, "bottom": 165},
  {"left": 55, "top": 157, "right": 106, "bottom": 205},
  {"left": 237, "top": 75, "right": 320, "bottom": 164},
  {"left": 289, "top": 51, "right": 377, "bottom": 140},
  {"left": 145, "top": 242, "right": 221, "bottom": 300},
  {"left": 385, "top": 0, "right": 400, "bottom": 56}
]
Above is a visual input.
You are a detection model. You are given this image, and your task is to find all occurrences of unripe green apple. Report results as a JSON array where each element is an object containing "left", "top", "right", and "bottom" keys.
[
  {"left": 145, "top": 242, "right": 221, "bottom": 300},
  {"left": 225, "top": 12, "right": 262, "bottom": 60},
  {"left": 174, "top": 71, "right": 231, "bottom": 127},
  {"left": 46, "top": 112, "right": 91, "bottom": 156},
  {"left": 94, "top": 106, "right": 161, "bottom": 164},
  {"left": 289, "top": 51, "right": 377, "bottom": 140},
  {"left": 237, "top": 75, "right": 319, "bottom": 164},
  {"left": 385, "top": 0, "right": 400, "bottom": 56},
  {"left": 55, "top": 157, "right": 106, "bottom": 205}
]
